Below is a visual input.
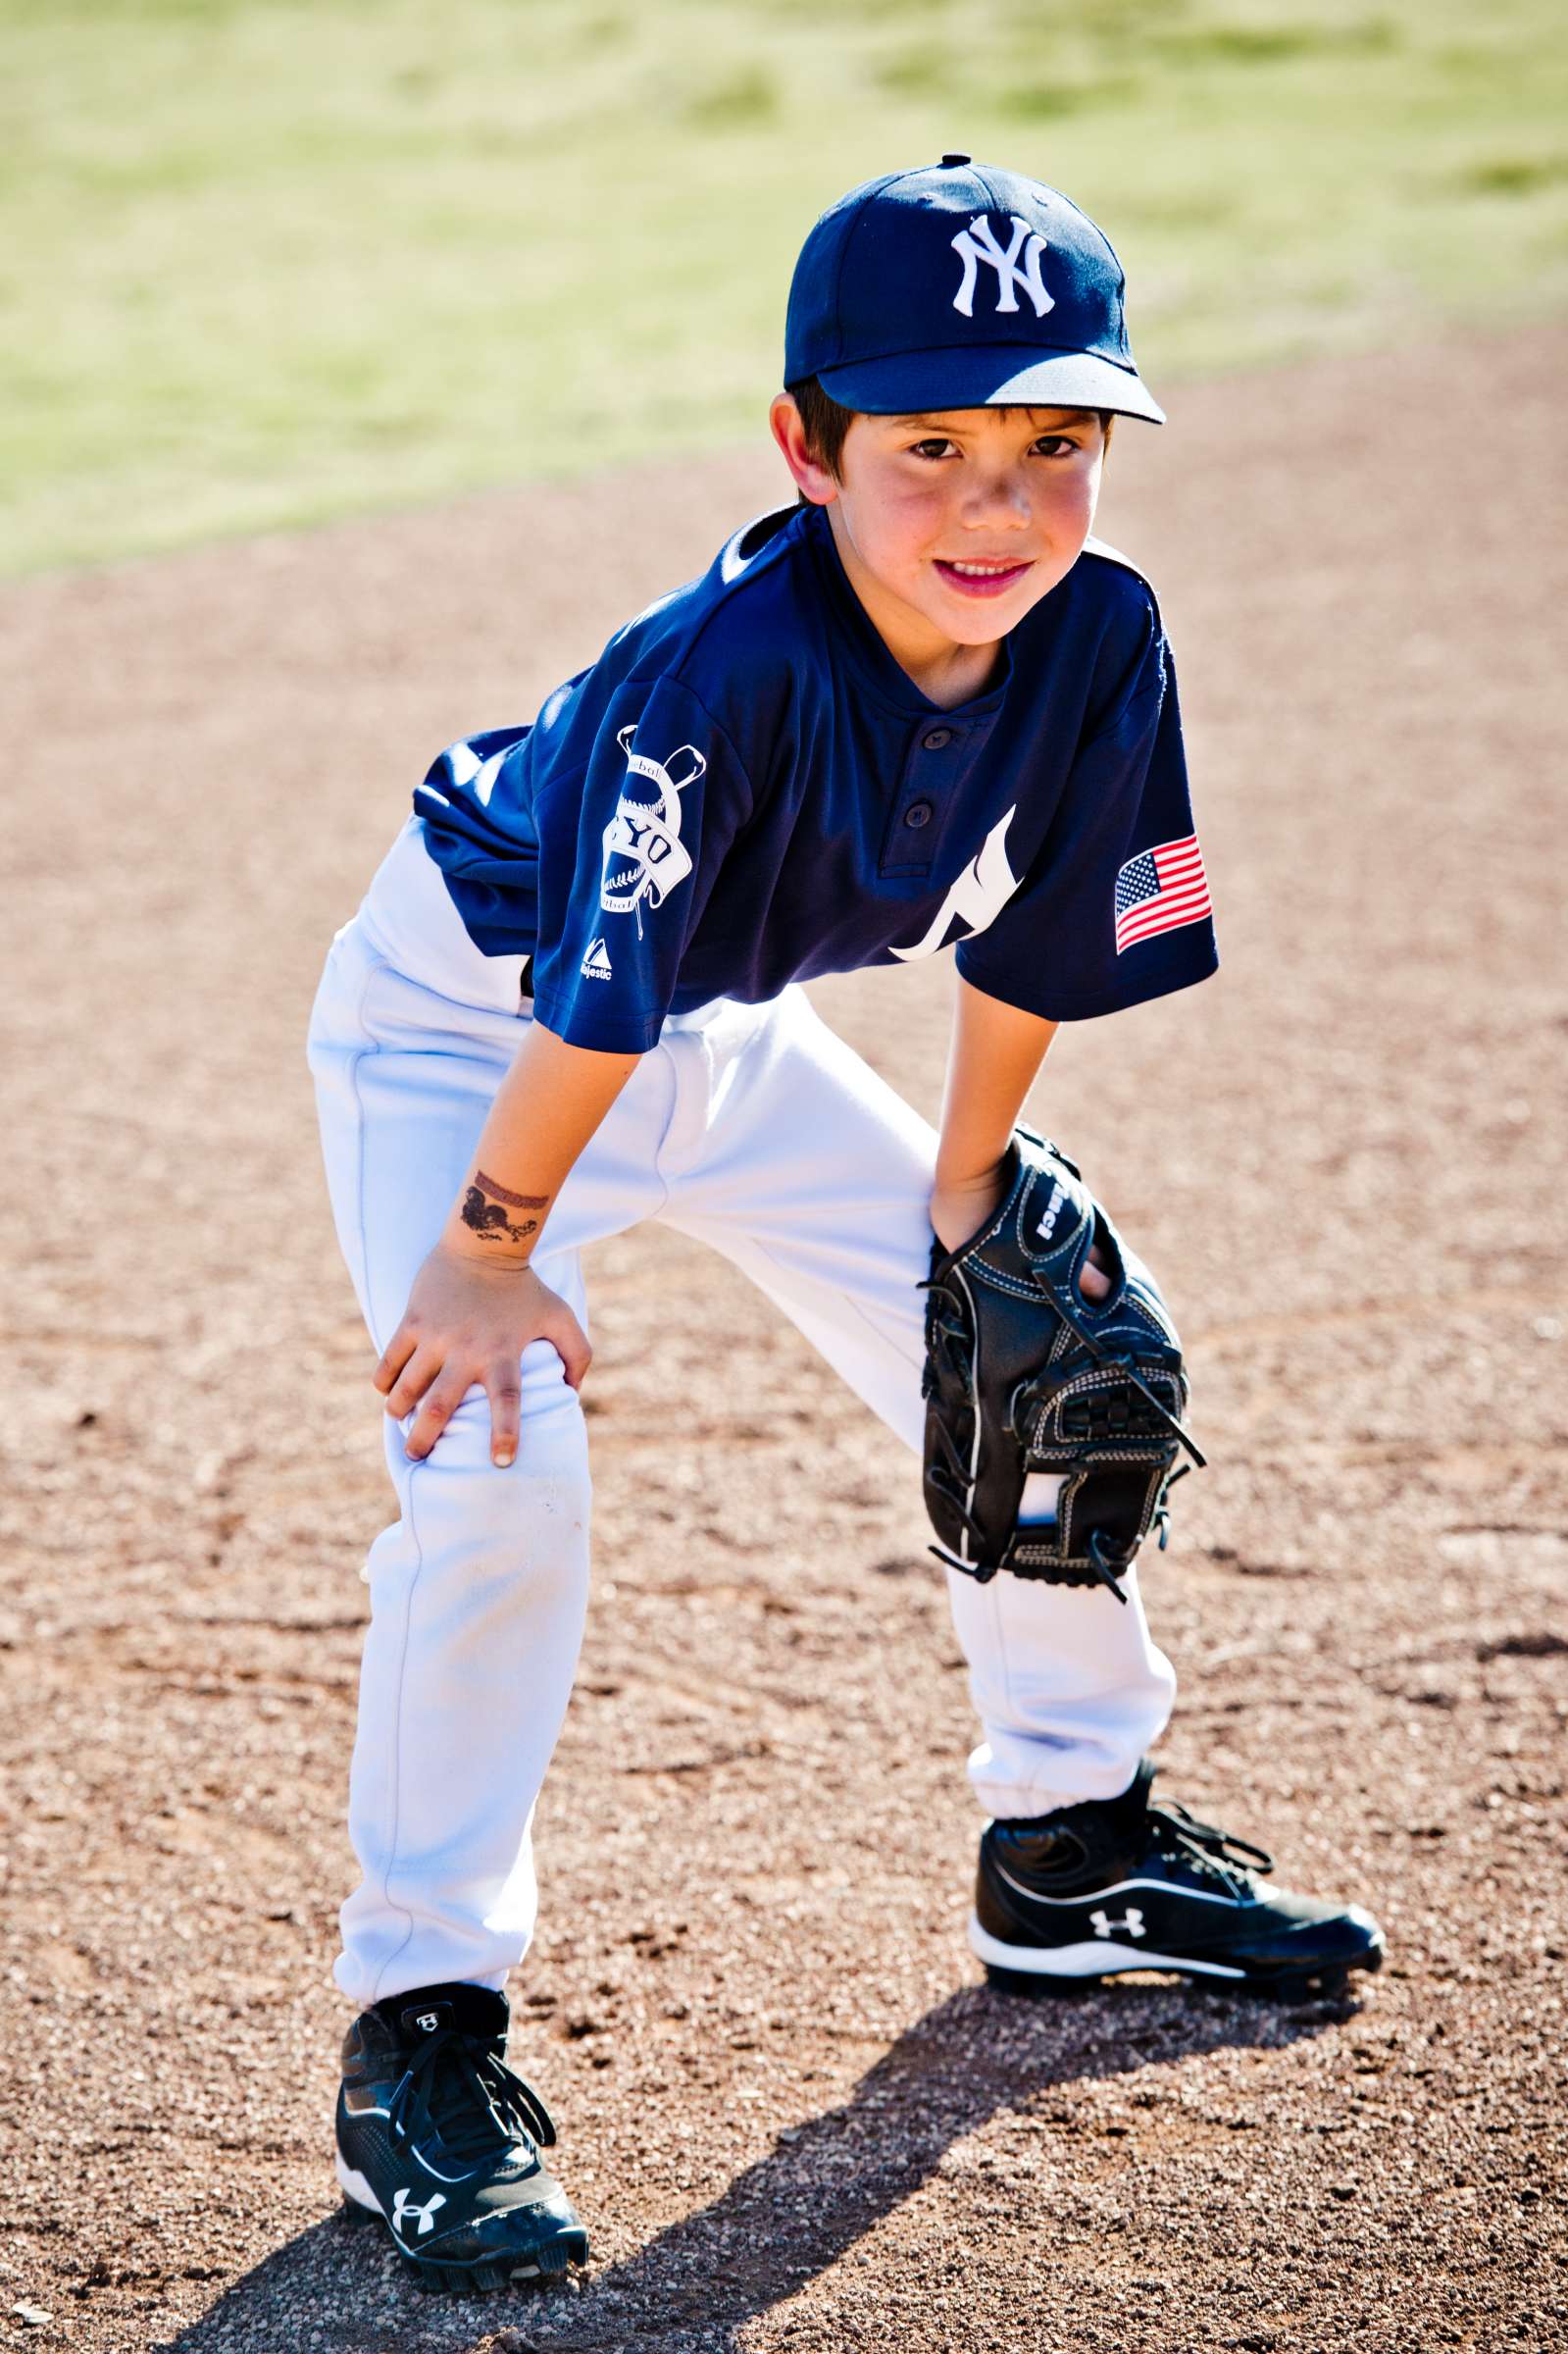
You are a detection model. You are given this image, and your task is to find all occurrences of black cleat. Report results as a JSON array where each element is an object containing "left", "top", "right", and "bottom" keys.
[
  {"left": 972, "top": 1761, "right": 1385, "bottom": 2000},
  {"left": 334, "top": 1981, "right": 588, "bottom": 2292}
]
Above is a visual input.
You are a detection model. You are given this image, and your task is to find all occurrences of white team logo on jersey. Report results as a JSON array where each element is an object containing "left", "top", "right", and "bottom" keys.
[
  {"left": 599, "top": 726, "right": 705, "bottom": 935},
  {"left": 888, "top": 804, "right": 1020, "bottom": 963},
  {"left": 950, "top": 215, "right": 1054, "bottom": 320}
]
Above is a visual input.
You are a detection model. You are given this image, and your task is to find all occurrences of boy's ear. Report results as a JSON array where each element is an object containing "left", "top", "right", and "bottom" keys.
[{"left": 770, "top": 393, "right": 838, "bottom": 506}]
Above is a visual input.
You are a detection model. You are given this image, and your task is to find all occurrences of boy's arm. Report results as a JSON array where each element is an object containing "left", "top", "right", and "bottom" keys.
[
  {"left": 932, "top": 975, "right": 1058, "bottom": 1250},
  {"left": 434, "top": 1021, "right": 641, "bottom": 1267},
  {"left": 374, "top": 1024, "right": 642, "bottom": 1466},
  {"left": 933, "top": 976, "right": 1111, "bottom": 1297}
]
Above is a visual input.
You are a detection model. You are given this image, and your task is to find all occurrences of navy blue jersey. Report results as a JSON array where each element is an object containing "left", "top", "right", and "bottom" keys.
[{"left": 414, "top": 501, "right": 1216, "bottom": 1053}]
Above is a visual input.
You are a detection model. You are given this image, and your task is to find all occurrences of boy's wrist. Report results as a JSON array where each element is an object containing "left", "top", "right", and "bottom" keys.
[
  {"left": 437, "top": 1224, "right": 538, "bottom": 1272},
  {"left": 930, "top": 1159, "right": 1010, "bottom": 1253},
  {"left": 442, "top": 1169, "right": 551, "bottom": 1265},
  {"left": 933, "top": 1145, "right": 1011, "bottom": 1201}
]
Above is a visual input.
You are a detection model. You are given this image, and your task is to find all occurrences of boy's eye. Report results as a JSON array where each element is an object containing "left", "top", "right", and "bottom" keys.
[{"left": 906, "top": 434, "right": 1085, "bottom": 461}]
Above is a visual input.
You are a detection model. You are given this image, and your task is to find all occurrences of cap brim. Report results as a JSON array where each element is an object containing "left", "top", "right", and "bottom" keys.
[{"left": 816, "top": 343, "right": 1165, "bottom": 425}]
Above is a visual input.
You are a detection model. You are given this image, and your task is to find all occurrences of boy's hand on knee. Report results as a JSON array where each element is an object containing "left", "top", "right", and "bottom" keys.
[{"left": 373, "top": 1243, "right": 591, "bottom": 1467}]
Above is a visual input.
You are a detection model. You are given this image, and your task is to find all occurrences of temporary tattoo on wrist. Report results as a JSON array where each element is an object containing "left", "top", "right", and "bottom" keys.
[
  {"left": 474, "top": 1170, "right": 548, "bottom": 1212},
  {"left": 461, "top": 1181, "right": 541, "bottom": 1247}
]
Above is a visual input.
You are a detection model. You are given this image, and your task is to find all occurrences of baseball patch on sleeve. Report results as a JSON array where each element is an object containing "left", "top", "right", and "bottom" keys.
[
  {"left": 1113, "top": 833, "right": 1211, "bottom": 954},
  {"left": 599, "top": 725, "right": 706, "bottom": 936}
]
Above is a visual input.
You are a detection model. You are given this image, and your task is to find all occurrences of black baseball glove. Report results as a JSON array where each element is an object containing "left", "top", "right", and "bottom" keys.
[{"left": 921, "top": 1128, "right": 1203, "bottom": 1602}]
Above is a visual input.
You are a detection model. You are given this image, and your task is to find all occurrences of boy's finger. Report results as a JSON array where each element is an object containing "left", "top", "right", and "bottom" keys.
[
  {"left": 382, "top": 1345, "right": 443, "bottom": 1420},
  {"left": 405, "top": 1380, "right": 469, "bottom": 1460},
  {"left": 373, "top": 1325, "right": 418, "bottom": 1396},
  {"left": 1078, "top": 1248, "right": 1113, "bottom": 1303},
  {"left": 544, "top": 1309, "right": 592, "bottom": 1392},
  {"left": 486, "top": 1368, "right": 523, "bottom": 1468}
]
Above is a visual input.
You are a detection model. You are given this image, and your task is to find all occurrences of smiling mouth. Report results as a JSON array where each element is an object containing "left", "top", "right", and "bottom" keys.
[{"left": 934, "top": 556, "right": 1035, "bottom": 597}]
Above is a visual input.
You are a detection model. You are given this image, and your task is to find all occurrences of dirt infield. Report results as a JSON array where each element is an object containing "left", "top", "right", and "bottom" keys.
[{"left": 3, "top": 331, "right": 1565, "bottom": 2354}]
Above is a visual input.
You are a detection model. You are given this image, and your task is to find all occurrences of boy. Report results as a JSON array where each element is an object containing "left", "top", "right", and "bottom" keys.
[{"left": 308, "top": 159, "right": 1383, "bottom": 2292}]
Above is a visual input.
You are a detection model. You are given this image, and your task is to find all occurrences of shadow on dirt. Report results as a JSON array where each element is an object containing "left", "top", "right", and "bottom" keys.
[{"left": 159, "top": 1976, "right": 1354, "bottom": 2353}]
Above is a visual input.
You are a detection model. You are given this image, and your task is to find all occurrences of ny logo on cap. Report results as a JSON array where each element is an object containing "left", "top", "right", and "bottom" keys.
[{"left": 950, "top": 214, "right": 1054, "bottom": 320}]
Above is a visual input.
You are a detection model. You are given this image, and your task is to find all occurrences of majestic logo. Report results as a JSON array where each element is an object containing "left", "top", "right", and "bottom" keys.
[
  {"left": 888, "top": 805, "right": 1020, "bottom": 963},
  {"left": 600, "top": 726, "right": 705, "bottom": 935},
  {"left": 1089, "top": 1907, "right": 1145, "bottom": 1940},
  {"left": 392, "top": 2188, "right": 447, "bottom": 2238},
  {"left": 951, "top": 215, "right": 1053, "bottom": 320},
  {"left": 580, "top": 937, "right": 613, "bottom": 981},
  {"left": 1036, "top": 1181, "right": 1068, "bottom": 1243}
]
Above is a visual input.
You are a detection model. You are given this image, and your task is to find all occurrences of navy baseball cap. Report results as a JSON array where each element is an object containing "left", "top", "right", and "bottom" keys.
[{"left": 784, "top": 157, "right": 1164, "bottom": 425}]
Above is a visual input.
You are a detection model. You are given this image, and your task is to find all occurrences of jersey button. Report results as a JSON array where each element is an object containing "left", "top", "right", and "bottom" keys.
[
  {"left": 903, "top": 799, "right": 934, "bottom": 829},
  {"left": 922, "top": 727, "right": 953, "bottom": 751}
]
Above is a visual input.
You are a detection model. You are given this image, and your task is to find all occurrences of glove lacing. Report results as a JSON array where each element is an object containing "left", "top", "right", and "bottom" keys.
[
  {"left": 387, "top": 2024, "right": 557, "bottom": 2167},
  {"left": 1020, "top": 1328, "right": 1207, "bottom": 1473}
]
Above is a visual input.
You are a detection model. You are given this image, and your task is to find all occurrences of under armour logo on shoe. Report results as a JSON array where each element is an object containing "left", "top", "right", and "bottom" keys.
[
  {"left": 1090, "top": 1907, "right": 1145, "bottom": 1939},
  {"left": 414, "top": 2011, "right": 441, "bottom": 2033},
  {"left": 950, "top": 215, "right": 1054, "bottom": 320},
  {"left": 392, "top": 2188, "right": 447, "bottom": 2238}
]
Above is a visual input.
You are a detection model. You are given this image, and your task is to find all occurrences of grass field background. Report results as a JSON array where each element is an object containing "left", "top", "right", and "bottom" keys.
[{"left": 5, "top": 0, "right": 1566, "bottom": 574}]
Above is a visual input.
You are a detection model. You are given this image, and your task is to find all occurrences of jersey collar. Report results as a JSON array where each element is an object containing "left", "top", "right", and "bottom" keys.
[{"left": 802, "top": 501, "right": 1015, "bottom": 721}]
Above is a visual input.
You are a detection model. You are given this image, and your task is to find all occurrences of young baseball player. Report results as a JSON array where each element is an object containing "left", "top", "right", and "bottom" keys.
[{"left": 309, "top": 159, "right": 1384, "bottom": 2291}]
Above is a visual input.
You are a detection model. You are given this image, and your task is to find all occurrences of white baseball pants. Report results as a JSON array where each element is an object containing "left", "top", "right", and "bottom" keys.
[{"left": 308, "top": 821, "right": 1176, "bottom": 2009}]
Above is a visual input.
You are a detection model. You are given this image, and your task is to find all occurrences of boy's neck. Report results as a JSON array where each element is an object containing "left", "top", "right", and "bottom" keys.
[{"left": 825, "top": 504, "right": 1003, "bottom": 710}]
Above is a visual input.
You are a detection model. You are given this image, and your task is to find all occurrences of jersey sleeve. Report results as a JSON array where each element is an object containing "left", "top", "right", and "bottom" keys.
[
  {"left": 529, "top": 675, "right": 752, "bottom": 1052},
  {"left": 955, "top": 623, "right": 1218, "bottom": 1022}
]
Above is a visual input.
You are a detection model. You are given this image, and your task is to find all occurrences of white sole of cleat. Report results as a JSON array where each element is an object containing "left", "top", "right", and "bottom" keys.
[
  {"left": 968, "top": 1912, "right": 1246, "bottom": 1981},
  {"left": 335, "top": 2152, "right": 383, "bottom": 2213}
]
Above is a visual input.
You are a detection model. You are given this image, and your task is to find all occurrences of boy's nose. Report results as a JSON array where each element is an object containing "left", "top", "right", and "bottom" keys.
[{"left": 959, "top": 471, "right": 1033, "bottom": 528}]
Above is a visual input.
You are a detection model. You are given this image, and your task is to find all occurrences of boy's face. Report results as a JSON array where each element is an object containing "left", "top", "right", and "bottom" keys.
[{"left": 775, "top": 399, "right": 1108, "bottom": 675}]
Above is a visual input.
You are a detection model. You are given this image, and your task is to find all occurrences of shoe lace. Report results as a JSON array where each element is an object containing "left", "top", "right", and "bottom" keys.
[
  {"left": 387, "top": 2026, "right": 556, "bottom": 2168},
  {"left": 1144, "top": 1797, "right": 1275, "bottom": 1897}
]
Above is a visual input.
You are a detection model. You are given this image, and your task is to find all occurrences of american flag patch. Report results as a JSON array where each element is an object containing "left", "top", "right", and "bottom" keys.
[{"left": 1113, "top": 833, "right": 1212, "bottom": 955}]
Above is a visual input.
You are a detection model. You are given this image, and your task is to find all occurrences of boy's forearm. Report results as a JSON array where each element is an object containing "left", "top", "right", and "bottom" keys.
[
  {"left": 439, "top": 1023, "right": 642, "bottom": 1264},
  {"left": 936, "top": 975, "right": 1058, "bottom": 1190}
]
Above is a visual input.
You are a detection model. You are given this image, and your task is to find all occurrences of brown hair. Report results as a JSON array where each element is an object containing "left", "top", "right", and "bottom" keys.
[{"left": 786, "top": 376, "right": 858, "bottom": 479}]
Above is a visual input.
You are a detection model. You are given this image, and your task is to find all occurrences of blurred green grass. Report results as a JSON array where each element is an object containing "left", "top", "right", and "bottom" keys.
[{"left": 3, "top": 0, "right": 1565, "bottom": 573}]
